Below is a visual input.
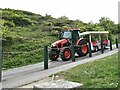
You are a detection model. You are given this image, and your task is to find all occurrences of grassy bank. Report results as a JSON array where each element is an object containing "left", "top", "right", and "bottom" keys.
[{"left": 54, "top": 52, "right": 119, "bottom": 88}]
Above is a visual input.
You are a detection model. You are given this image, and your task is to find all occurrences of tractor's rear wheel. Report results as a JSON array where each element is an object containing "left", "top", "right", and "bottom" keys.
[
  {"left": 60, "top": 47, "right": 71, "bottom": 61},
  {"left": 49, "top": 49, "right": 59, "bottom": 61},
  {"left": 76, "top": 39, "right": 88, "bottom": 57}
]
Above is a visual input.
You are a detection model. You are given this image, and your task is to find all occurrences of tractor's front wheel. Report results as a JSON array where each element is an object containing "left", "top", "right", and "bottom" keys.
[
  {"left": 60, "top": 47, "right": 71, "bottom": 61},
  {"left": 49, "top": 49, "right": 59, "bottom": 61}
]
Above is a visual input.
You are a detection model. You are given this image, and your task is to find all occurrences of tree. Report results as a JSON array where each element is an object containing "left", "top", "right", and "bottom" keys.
[
  {"left": 98, "top": 17, "right": 117, "bottom": 34},
  {"left": 86, "top": 22, "right": 95, "bottom": 31},
  {"left": 57, "top": 16, "right": 69, "bottom": 20}
]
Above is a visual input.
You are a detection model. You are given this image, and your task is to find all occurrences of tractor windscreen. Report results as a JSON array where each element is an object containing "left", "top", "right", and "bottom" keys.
[{"left": 62, "top": 31, "right": 72, "bottom": 39}]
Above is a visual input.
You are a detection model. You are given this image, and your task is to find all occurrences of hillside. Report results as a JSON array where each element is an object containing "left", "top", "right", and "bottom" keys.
[{"left": 0, "top": 8, "right": 119, "bottom": 70}]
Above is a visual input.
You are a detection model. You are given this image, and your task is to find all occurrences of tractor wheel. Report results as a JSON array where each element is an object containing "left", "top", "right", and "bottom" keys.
[
  {"left": 49, "top": 49, "right": 59, "bottom": 61},
  {"left": 60, "top": 47, "right": 71, "bottom": 61},
  {"left": 76, "top": 39, "right": 88, "bottom": 57}
]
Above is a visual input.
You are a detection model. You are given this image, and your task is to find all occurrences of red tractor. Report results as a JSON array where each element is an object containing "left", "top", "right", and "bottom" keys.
[{"left": 49, "top": 28, "right": 88, "bottom": 61}]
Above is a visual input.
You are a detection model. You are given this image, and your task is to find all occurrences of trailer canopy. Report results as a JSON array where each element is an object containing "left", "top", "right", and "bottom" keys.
[{"left": 80, "top": 31, "right": 109, "bottom": 36}]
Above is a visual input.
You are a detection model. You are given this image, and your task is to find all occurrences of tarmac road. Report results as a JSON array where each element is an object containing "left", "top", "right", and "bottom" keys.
[{"left": 2, "top": 44, "right": 119, "bottom": 88}]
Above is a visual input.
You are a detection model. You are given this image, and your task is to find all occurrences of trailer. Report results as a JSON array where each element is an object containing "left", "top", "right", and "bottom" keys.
[{"left": 80, "top": 31, "right": 109, "bottom": 51}]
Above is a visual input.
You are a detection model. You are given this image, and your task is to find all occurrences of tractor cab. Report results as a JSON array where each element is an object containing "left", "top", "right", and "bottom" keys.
[{"left": 61, "top": 28, "right": 81, "bottom": 44}]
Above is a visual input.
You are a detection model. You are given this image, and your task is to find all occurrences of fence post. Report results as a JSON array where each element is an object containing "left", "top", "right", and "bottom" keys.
[
  {"left": 44, "top": 46, "right": 48, "bottom": 69},
  {"left": 110, "top": 39, "right": 112, "bottom": 50},
  {"left": 88, "top": 42, "right": 92, "bottom": 57},
  {"left": 101, "top": 39, "right": 104, "bottom": 54},
  {"left": 71, "top": 31, "right": 75, "bottom": 62},
  {"left": 71, "top": 43, "right": 75, "bottom": 62},
  {"left": 116, "top": 38, "right": 118, "bottom": 48}
]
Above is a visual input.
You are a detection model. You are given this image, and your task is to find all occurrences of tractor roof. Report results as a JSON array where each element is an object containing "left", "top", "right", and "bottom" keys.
[{"left": 80, "top": 31, "right": 109, "bottom": 36}]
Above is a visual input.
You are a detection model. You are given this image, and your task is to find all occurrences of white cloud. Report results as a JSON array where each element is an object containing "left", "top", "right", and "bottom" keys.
[{"left": 0, "top": 0, "right": 119, "bottom": 23}]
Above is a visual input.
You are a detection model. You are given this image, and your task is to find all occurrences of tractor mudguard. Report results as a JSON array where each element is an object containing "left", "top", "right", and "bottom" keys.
[{"left": 76, "top": 38, "right": 84, "bottom": 46}]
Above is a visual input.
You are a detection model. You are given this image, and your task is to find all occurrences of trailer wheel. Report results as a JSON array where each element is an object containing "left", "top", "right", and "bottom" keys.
[
  {"left": 76, "top": 39, "right": 88, "bottom": 57},
  {"left": 60, "top": 47, "right": 71, "bottom": 61},
  {"left": 94, "top": 46, "right": 98, "bottom": 52},
  {"left": 49, "top": 49, "right": 59, "bottom": 61}
]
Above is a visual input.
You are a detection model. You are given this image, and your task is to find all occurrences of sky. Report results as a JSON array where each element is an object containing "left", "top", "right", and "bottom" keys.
[{"left": 0, "top": 0, "right": 119, "bottom": 24}]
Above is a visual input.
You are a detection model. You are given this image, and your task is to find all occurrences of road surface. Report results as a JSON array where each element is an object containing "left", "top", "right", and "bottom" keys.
[{"left": 2, "top": 44, "right": 119, "bottom": 88}]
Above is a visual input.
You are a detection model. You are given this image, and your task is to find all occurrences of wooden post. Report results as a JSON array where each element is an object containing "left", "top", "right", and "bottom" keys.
[
  {"left": 101, "top": 35, "right": 104, "bottom": 54},
  {"left": 88, "top": 42, "right": 92, "bottom": 57},
  {"left": 110, "top": 39, "right": 112, "bottom": 50},
  {"left": 116, "top": 38, "right": 118, "bottom": 48},
  {"left": 71, "top": 31, "right": 75, "bottom": 62},
  {"left": 44, "top": 46, "right": 48, "bottom": 69},
  {"left": 71, "top": 43, "right": 75, "bottom": 62}
]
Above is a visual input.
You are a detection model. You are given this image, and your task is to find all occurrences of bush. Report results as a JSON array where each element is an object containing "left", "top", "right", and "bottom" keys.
[
  {"left": 50, "top": 30, "right": 59, "bottom": 36},
  {"left": 13, "top": 17, "right": 31, "bottom": 26}
]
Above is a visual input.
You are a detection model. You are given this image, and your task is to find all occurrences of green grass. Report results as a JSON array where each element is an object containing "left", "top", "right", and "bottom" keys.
[
  {"left": 2, "top": 50, "right": 43, "bottom": 70},
  {"left": 2, "top": 26, "right": 58, "bottom": 70},
  {"left": 54, "top": 52, "right": 119, "bottom": 88}
]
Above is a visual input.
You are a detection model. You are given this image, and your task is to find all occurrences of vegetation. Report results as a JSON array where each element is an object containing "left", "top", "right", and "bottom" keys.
[
  {"left": 0, "top": 8, "right": 119, "bottom": 70},
  {"left": 53, "top": 52, "right": 119, "bottom": 88}
]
